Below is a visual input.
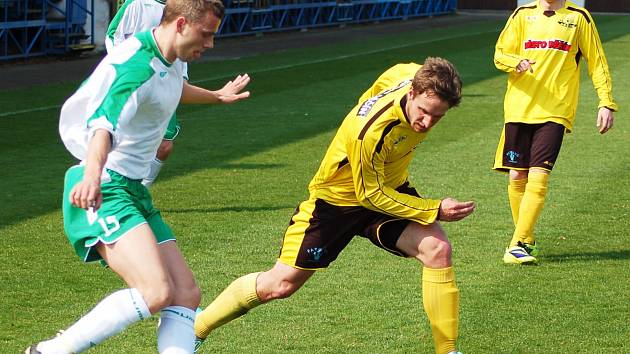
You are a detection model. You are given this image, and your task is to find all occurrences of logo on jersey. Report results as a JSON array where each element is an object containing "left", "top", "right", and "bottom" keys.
[
  {"left": 357, "top": 79, "right": 411, "bottom": 117},
  {"left": 557, "top": 17, "right": 578, "bottom": 28},
  {"left": 506, "top": 150, "right": 520, "bottom": 164},
  {"left": 393, "top": 135, "right": 407, "bottom": 145},
  {"left": 159, "top": 71, "right": 167, "bottom": 78},
  {"left": 524, "top": 39, "right": 571, "bottom": 52}
]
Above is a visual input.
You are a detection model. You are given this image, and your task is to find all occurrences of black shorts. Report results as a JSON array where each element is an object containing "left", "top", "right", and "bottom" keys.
[
  {"left": 277, "top": 183, "right": 419, "bottom": 270},
  {"left": 493, "top": 122, "right": 565, "bottom": 172}
]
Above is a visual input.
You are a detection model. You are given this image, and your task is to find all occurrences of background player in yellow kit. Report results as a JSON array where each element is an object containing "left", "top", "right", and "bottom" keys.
[
  {"left": 194, "top": 57, "right": 475, "bottom": 354},
  {"left": 493, "top": 0, "right": 618, "bottom": 264}
]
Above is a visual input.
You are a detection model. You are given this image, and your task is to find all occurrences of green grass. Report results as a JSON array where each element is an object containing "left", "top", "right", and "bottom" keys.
[{"left": 1, "top": 14, "right": 629, "bottom": 353}]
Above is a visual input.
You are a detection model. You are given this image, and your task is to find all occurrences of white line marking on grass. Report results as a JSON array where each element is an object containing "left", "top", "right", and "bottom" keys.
[{"left": 1, "top": 29, "right": 497, "bottom": 118}]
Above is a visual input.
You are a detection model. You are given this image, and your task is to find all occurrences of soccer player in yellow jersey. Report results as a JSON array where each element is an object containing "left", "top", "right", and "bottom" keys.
[
  {"left": 194, "top": 57, "right": 475, "bottom": 354},
  {"left": 493, "top": 0, "right": 618, "bottom": 264}
]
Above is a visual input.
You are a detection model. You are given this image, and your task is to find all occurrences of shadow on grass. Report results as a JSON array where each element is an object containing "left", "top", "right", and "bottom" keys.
[{"left": 543, "top": 249, "right": 630, "bottom": 263}]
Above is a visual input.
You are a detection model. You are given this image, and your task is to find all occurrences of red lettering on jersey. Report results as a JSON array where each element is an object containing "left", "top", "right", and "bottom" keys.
[{"left": 524, "top": 39, "right": 571, "bottom": 52}]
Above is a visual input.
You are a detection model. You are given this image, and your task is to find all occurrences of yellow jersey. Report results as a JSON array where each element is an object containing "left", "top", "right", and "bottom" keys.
[
  {"left": 494, "top": 1, "right": 617, "bottom": 131},
  {"left": 308, "top": 64, "right": 441, "bottom": 225}
]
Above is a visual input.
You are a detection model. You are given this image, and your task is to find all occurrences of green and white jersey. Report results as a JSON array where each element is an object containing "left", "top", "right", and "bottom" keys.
[
  {"left": 105, "top": 0, "right": 165, "bottom": 52},
  {"left": 105, "top": 0, "right": 188, "bottom": 79},
  {"left": 59, "top": 30, "right": 186, "bottom": 180}
]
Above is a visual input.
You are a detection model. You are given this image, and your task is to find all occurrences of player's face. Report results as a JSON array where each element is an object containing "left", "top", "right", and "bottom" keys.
[
  {"left": 405, "top": 89, "right": 449, "bottom": 133},
  {"left": 177, "top": 12, "right": 221, "bottom": 62}
]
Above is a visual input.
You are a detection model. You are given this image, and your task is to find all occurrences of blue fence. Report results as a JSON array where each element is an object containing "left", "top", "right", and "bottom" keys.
[
  {"left": 218, "top": 0, "right": 457, "bottom": 37},
  {"left": 0, "top": 0, "right": 94, "bottom": 60},
  {"left": 1, "top": 0, "right": 455, "bottom": 61}
]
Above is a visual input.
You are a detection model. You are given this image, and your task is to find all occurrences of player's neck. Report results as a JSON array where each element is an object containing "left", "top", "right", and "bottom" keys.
[
  {"left": 153, "top": 26, "right": 176, "bottom": 63},
  {"left": 540, "top": 0, "right": 565, "bottom": 11}
]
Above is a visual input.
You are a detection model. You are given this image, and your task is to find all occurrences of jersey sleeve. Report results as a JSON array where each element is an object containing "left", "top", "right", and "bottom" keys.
[
  {"left": 494, "top": 11, "right": 525, "bottom": 73},
  {"left": 577, "top": 12, "right": 618, "bottom": 111},
  {"left": 347, "top": 116, "right": 441, "bottom": 225}
]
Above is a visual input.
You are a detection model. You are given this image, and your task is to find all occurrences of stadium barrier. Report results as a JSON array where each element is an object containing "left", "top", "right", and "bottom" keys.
[
  {"left": 218, "top": 0, "right": 457, "bottom": 37},
  {"left": 1, "top": 0, "right": 455, "bottom": 61}
]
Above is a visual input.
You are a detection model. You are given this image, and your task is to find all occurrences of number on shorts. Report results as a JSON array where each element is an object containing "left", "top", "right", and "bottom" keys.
[{"left": 97, "top": 215, "right": 121, "bottom": 237}]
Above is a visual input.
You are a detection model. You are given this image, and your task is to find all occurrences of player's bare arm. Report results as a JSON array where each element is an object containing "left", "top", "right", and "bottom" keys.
[
  {"left": 438, "top": 198, "right": 475, "bottom": 222},
  {"left": 69, "top": 129, "right": 111, "bottom": 210},
  {"left": 180, "top": 74, "right": 250, "bottom": 104},
  {"left": 597, "top": 107, "right": 614, "bottom": 134}
]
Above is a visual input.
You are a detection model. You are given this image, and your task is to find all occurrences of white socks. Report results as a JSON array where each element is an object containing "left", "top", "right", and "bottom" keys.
[
  {"left": 157, "top": 306, "right": 196, "bottom": 354},
  {"left": 142, "top": 158, "right": 164, "bottom": 187},
  {"left": 37, "top": 288, "right": 150, "bottom": 353}
]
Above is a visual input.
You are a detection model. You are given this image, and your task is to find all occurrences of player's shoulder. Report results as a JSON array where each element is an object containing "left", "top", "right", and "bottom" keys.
[
  {"left": 510, "top": 1, "right": 537, "bottom": 19},
  {"left": 564, "top": 2, "right": 594, "bottom": 24}
]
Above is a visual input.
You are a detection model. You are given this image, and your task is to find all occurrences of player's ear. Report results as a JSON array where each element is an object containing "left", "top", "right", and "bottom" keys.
[
  {"left": 407, "top": 88, "right": 416, "bottom": 100},
  {"left": 176, "top": 16, "right": 186, "bottom": 33}
]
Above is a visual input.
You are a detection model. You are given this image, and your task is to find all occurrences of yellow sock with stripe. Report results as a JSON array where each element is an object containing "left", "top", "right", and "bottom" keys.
[
  {"left": 509, "top": 171, "right": 549, "bottom": 247},
  {"left": 194, "top": 272, "right": 262, "bottom": 340},
  {"left": 508, "top": 178, "right": 527, "bottom": 226},
  {"left": 422, "top": 267, "right": 459, "bottom": 354}
]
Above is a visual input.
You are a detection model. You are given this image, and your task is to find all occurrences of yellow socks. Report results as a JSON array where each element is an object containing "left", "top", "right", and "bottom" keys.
[
  {"left": 194, "top": 272, "right": 262, "bottom": 340},
  {"left": 422, "top": 267, "right": 459, "bottom": 354},
  {"left": 508, "top": 178, "right": 527, "bottom": 226},
  {"left": 509, "top": 171, "right": 549, "bottom": 247}
]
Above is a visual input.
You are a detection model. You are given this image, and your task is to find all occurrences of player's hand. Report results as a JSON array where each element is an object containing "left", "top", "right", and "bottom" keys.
[
  {"left": 438, "top": 198, "right": 475, "bottom": 222},
  {"left": 216, "top": 74, "right": 251, "bottom": 104},
  {"left": 596, "top": 107, "right": 614, "bottom": 134},
  {"left": 69, "top": 178, "right": 103, "bottom": 210},
  {"left": 516, "top": 59, "right": 536, "bottom": 74}
]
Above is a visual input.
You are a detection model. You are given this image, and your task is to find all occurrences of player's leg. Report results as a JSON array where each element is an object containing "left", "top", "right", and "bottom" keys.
[
  {"left": 143, "top": 113, "right": 180, "bottom": 187},
  {"left": 194, "top": 198, "right": 359, "bottom": 349},
  {"left": 157, "top": 240, "right": 202, "bottom": 353},
  {"left": 493, "top": 123, "right": 538, "bottom": 263},
  {"left": 512, "top": 122, "right": 564, "bottom": 256},
  {"left": 395, "top": 222, "right": 460, "bottom": 354},
  {"left": 194, "top": 262, "right": 313, "bottom": 342},
  {"left": 32, "top": 224, "right": 171, "bottom": 353}
]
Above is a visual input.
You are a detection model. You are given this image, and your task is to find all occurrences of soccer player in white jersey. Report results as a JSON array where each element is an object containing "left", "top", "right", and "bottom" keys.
[
  {"left": 25, "top": 0, "right": 249, "bottom": 353},
  {"left": 493, "top": 0, "right": 617, "bottom": 264},
  {"left": 106, "top": 0, "right": 248, "bottom": 187}
]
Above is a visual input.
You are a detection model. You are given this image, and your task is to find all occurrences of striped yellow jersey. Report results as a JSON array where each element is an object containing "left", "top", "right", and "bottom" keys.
[
  {"left": 494, "top": 1, "right": 617, "bottom": 131},
  {"left": 308, "top": 65, "right": 441, "bottom": 225},
  {"left": 357, "top": 62, "right": 421, "bottom": 104}
]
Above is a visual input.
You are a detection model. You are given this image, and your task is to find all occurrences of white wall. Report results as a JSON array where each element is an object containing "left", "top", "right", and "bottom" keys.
[{"left": 518, "top": 0, "right": 585, "bottom": 6}]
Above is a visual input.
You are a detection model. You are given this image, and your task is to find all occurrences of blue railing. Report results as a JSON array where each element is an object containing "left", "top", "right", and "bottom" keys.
[
  {"left": 1, "top": 0, "right": 455, "bottom": 61},
  {"left": 217, "top": 0, "right": 457, "bottom": 37},
  {"left": 0, "top": 0, "right": 93, "bottom": 60}
]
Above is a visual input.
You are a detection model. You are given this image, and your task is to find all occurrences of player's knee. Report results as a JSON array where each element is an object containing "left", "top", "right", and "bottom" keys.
[
  {"left": 156, "top": 140, "right": 174, "bottom": 161},
  {"left": 267, "top": 280, "right": 301, "bottom": 300},
  {"left": 418, "top": 236, "right": 452, "bottom": 267},
  {"left": 140, "top": 282, "right": 175, "bottom": 313}
]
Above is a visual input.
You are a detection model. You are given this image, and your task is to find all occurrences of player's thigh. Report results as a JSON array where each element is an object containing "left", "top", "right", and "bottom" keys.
[
  {"left": 493, "top": 122, "right": 535, "bottom": 172},
  {"left": 530, "top": 122, "right": 565, "bottom": 172},
  {"left": 97, "top": 223, "right": 171, "bottom": 291},
  {"left": 278, "top": 198, "right": 367, "bottom": 270},
  {"left": 158, "top": 240, "right": 200, "bottom": 308}
]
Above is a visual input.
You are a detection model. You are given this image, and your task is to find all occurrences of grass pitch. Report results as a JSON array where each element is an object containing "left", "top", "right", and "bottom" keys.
[{"left": 1, "top": 14, "right": 629, "bottom": 353}]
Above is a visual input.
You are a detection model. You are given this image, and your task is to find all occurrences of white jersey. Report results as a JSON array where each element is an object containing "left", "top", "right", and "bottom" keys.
[
  {"left": 105, "top": 0, "right": 164, "bottom": 52},
  {"left": 59, "top": 30, "right": 186, "bottom": 180}
]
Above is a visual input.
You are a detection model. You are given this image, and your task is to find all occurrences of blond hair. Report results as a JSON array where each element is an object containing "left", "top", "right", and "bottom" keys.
[{"left": 162, "top": 0, "right": 225, "bottom": 23}]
